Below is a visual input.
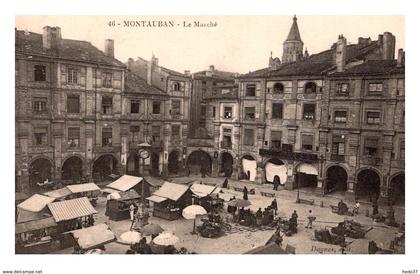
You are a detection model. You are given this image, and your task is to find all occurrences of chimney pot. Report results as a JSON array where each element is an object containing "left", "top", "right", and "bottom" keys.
[
  {"left": 335, "top": 35, "right": 347, "bottom": 72},
  {"left": 104, "top": 39, "right": 114, "bottom": 58},
  {"left": 42, "top": 26, "right": 61, "bottom": 50},
  {"left": 382, "top": 32, "right": 396, "bottom": 60},
  {"left": 397, "top": 49, "right": 405, "bottom": 67}
]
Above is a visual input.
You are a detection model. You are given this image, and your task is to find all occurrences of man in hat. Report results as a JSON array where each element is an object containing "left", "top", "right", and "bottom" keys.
[
  {"left": 271, "top": 198, "right": 278, "bottom": 215},
  {"left": 243, "top": 186, "right": 249, "bottom": 200}
]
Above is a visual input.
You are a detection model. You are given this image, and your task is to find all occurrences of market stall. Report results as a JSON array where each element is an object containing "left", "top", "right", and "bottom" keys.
[
  {"left": 69, "top": 223, "right": 116, "bottom": 254},
  {"left": 190, "top": 183, "right": 223, "bottom": 212},
  {"left": 104, "top": 175, "right": 152, "bottom": 201},
  {"left": 66, "top": 183, "right": 101, "bottom": 205},
  {"left": 17, "top": 194, "right": 55, "bottom": 223},
  {"left": 44, "top": 187, "right": 72, "bottom": 201},
  {"left": 147, "top": 182, "right": 192, "bottom": 220},
  {"left": 15, "top": 217, "right": 58, "bottom": 254},
  {"left": 106, "top": 190, "right": 141, "bottom": 221}
]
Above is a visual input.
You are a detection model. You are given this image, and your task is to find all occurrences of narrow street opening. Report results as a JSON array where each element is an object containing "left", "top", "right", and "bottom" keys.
[
  {"left": 356, "top": 169, "right": 381, "bottom": 202},
  {"left": 61, "top": 156, "right": 83, "bottom": 183},
  {"left": 92, "top": 154, "right": 118, "bottom": 182},
  {"left": 29, "top": 158, "right": 52, "bottom": 192},
  {"left": 168, "top": 150, "right": 181, "bottom": 174},
  {"left": 187, "top": 150, "right": 212, "bottom": 176},
  {"left": 390, "top": 173, "right": 405, "bottom": 206},
  {"left": 220, "top": 152, "right": 233, "bottom": 177},
  {"left": 326, "top": 165, "right": 348, "bottom": 194},
  {"left": 126, "top": 152, "right": 140, "bottom": 176}
]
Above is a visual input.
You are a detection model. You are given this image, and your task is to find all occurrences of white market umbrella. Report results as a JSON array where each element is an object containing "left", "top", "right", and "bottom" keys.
[
  {"left": 153, "top": 231, "right": 179, "bottom": 246},
  {"left": 182, "top": 205, "right": 207, "bottom": 234},
  {"left": 119, "top": 231, "right": 141, "bottom": 245}
]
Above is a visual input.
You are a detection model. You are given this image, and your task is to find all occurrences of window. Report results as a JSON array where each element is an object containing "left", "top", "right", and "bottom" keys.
[
  {"left": 102, "top": 96, "right": 113, "bottom": 114},
  {"left": 273, "top": 83, "right": 284, "bottom": 94},
  {"left": 172, "top": 100, "right": 181, "bottom": 115},
  {"left": 334, "top": 111, "right": 347, "bottom": 123},
  {"left": 67, "top": 95, "right": 80, "bottom": 113},
  {"left": 202, "top": 81, "right": 207, "bottom": 85},
  {"left": 397, "top": 79, "right": 404, "bottom": 96},
  {"left": 366, "top": 111, "right": 380, "bottom": 125},
  {"left": 173, "top": 82, "right": 181, "bottom": 91},
  {"left": 67, "top": 68, "right": 79, "bottom": 84},
  {"left": 102, "top": 72, "right": 113, "bottom": 88},
  {"left": 303, "top": 104, "right": 316, "bottom": 120},
  {"left": 68, "top": 127, "right": 80, "bottom": 148},
  {"left": 244, "top": 129, "right": 254, "bottom": 146},
  {"left": 171, "top": 125, "right": 180, "bottom": 140},
  {"left": 222, "top": 128, "right": 232, "bottom": 149},
  {"left": 34, "top": 127, "right": 47, "bottom": 146},
  {"left": 34, "top": 65, "right": 46, "bottom": 81},
  {"left": 301, "top": 134, "right": 314, "bottom": 151},
  {"left": 246, "top": 84, "right": 256, "bottom": 97},
  {"left": 130, "top": 100, "right": 140, "bottom": 114},
  {"left": 200, "top": 106, "right": 206, "bottom": 117},
  {"left": 212, "top": 106, "right": 216, "bottom": 118},
  {"left": 152, "top": 102, "right": 161, "bottom": 114},
  {"left": 129, "top": 126, "right": 140, "bottom": 143},
  {"left": 271, "top": 131, "right": 282, "bottom": 149},
  {"left": 102, "top": 128, "right": 112, "bottom": 147},
  {"left": 368, "top": 83, "right": 383, "bottom": 93},
  {"left": 152, "top": 126, "right": 161, "bottom": 144},
  {"left": 400, "top": 140, "right": 405, "bottom": 160},
  {"left": 364, "top": 137, "right": 378, "bottom": 156},
  {"left": 337, "top": 83, "right": 349, "bottom": 95},
  {"left": 332, "top": 135, "right": 345, "bottom": 158},
  {"left": 224, "top": 106, "right": 232, "bottom": 119},
  {"left": 272, "top": 103, "right": 283, "bottom": 119},
  {"left": 245, "top": 107, "right": 256, "bottom": 120},
  {"left": 304, "top": 82, "right": 317, "bottom": 93},
  {"left": 33, "top": 97, "right": 47, "bottom": 113},
  {"left": 213, "top": 81, "right": 217, "bottom": 86}
]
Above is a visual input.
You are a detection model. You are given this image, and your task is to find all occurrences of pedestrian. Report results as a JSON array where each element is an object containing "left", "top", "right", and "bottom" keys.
[
  {"left": 271, "top": 198, "right": 278, "bottom": 215},
  {"left": 222, "top": 177, "right": 229, "bottom": 188},
  {"left": 129, "top": 203, "right": 135, "bottom": 222},
  {"left": 273, "top": 176, "right": 280, "bottom": 191},
  {"left": 305, "top": 209, "right": 314, "bottom": 229},
  {"left": 353, "top": 200, "right": 360, "bottom": 215},
  {"left": 372, "top": 199, "right": 379, "bottom": 215},
  {"left": 243, "top": 186, "right": 248, "bottom": 200}
]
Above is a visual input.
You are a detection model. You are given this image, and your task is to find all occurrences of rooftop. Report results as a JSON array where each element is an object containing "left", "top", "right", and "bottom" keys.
[
  {"left": 124, "top": 70, "right": 168, "bottom": 96},
  {"left": 15, "top": 29, "right": 126, "bottom": 68}
]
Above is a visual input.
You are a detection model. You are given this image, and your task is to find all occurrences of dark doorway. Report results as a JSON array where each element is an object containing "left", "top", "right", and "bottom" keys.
[
  {"left": 29, "top": 158, "right": 52, "bottom": 191},
  {"left": 390, "top": 173, "right": 405, "bottom": 206},
  {"left": 221, "top": 152, "right": 233, "bottom": 177},
  {"left": 295, "top": 172, "right": 317, "bottom": 188},
  {"left": 326, "top": 166, "right": 348, "bottom": 194},
  {"left": 127, "top": 153, "right": 140, "bottom": 176},
  {"left": 62, "top": 156, "right": 83, "bottom": 183},
  {"left": 187, "top": 151, "right": 212, "bottom": 175},
  {"left": 92, "top": 154, "right": 118, "bottom": 182},
  {"left": 168, "top": 151, "right": 180, "bottom": 174},
  {"left": 150, "top": 152, "right": 160, "bottom": 176},
  {"left": 356, "top": 169, "right": 381, "bottom": 202}
]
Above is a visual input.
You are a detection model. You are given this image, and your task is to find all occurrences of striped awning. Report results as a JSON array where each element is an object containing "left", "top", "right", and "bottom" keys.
[{"left": 48, "top": 197, "right": 97, "bottom": 222}]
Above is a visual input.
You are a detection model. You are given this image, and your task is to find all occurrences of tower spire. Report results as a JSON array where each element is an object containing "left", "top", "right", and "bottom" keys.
[{"left": 282, "top": 15, "right": 304, "bottom": 63}]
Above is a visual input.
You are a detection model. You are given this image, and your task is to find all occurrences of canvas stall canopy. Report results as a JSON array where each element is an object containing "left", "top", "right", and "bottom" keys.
[
  {"left": 190, "top": 183, "right": 218, "bottom": 198},
  {"left": 151, "top": 182, "right": 189, "bottom": 202},
  {"left": 265, "top": 163, "right": 287, "bottom": 184},
  {"left": 17, "top": 194, "right": 56, "bottom": 223},
  {"left": 15, "top": 217, "right": 57, "bottom": 234},
  {"left": 44, "top": 187, "right": 72, "bottom": 200},
  {"left": 297, "top": 164, "right": 318, "bottom": 176},
  {"left": 106, "top": 175, "right": 143, "bottom": 192},
  {"left": 70, "top": 223, "right": 115, "bottom": 250},
  {"left": 242, "top": 158, "right": 257, "bottom": 181},
  {"left": 48, "top": 197, "right": 97, "bottom": 222},
  {"left": 66, "top": 183, "right": 101, "bottom": 195}
]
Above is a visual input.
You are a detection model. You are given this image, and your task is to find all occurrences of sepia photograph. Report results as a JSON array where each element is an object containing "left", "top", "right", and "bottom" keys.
[{"left": 12, "top": 15, "right": 406, "bottom": 256}]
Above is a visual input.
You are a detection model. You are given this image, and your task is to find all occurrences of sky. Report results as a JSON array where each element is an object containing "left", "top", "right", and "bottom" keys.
[{"left": 15, "top": 15, "right": 404, "bottom": 74}]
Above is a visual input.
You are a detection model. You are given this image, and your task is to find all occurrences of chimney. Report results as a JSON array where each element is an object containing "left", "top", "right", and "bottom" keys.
[
  {"left": 104, "top": 39, "right": 114, "bottom": 58},
  {"left": 377, "top": 34, "right": 383, "bottom": 46},
  {"left": 42, "top": 26, "right": 61, "bottom": 50},
  {"left": 335, "top": 34, "right": 347, "bottom": 72},
  {"left": 127, "top": 58, "right": 134, "bottom": 70},
  {"left": 358, "top": 37, "right": 371, "bottom": 47},
  {"left": 382, "top": 32, "right": 396, "bottom": 60},
  {"left": 184, "top": 70, "right": 191, "bottom": 76},
  {"left": 209, "top": 65, "right": 215, "bottom": 72},
  {"left": 147, "top": 61, "right": 152, "bottom": 85},
  {"left": 151, "top": 55, "right": 159, "bottom": 66},
  {"left": 397, "top": 49, "right": 405, "bottom": 67}
]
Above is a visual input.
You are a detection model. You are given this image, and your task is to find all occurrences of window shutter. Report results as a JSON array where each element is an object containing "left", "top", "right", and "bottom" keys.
[
  {"left": 80, "top": 67, "right": 86, "bottom": 86},
  {"left": 27, "top": 63, "right": 34, "bottom": 82},
  {"left": 302, "top": 135, "right": 313, "bottom": 145},
  {"left": 338, "top": 142, "right": 345, "bottom": 155},
  {"left": 96, "top": 69, "right": 102, "bottom": 88},
  {"left": 271, "top": 131, "right": 281, "bottom": 141}
]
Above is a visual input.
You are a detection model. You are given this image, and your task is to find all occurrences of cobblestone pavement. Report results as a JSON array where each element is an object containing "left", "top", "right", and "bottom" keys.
[{"left": 53, "top": 175, "right": 404, "bottom": 254}]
